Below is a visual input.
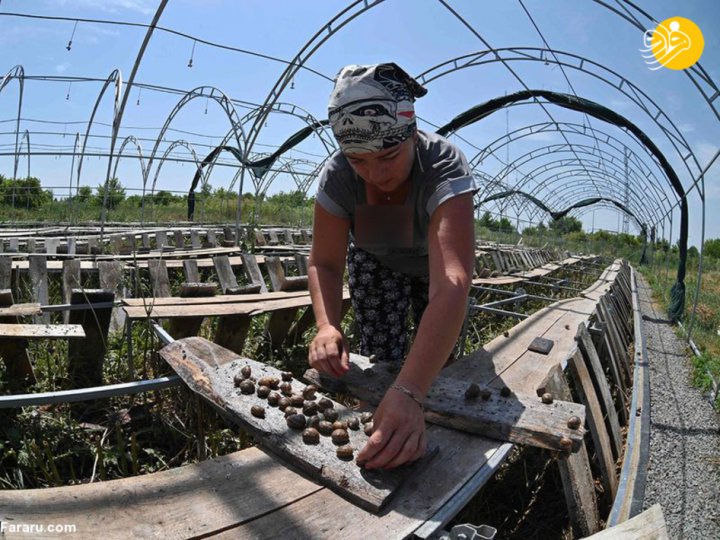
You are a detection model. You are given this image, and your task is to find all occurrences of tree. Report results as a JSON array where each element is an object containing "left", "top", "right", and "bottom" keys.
[
  {"left": 153, "top": 190, "right": 175, "bottom": 206},
  {"left": 96, "top": 177, "right": 126, "bottom": 209},
  {"left": 704, "top": 238, "right": 720, "bottom": 259},
  {"left": 0, "top": 176, "right": 51, "bottom": 209},
  {"left": 74, "top": 185, "right": 93, "bottom": 203},
  {"left": 549, "top": 216, "right": 583, "bottom": 235}
]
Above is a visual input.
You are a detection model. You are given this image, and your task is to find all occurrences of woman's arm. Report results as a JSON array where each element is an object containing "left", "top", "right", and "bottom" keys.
[
  {"left": 307, "top": 201, "right": 352, "bottom": 378},
  {"left": 357, "top": 192, "right": 475, "bottom": 469}
]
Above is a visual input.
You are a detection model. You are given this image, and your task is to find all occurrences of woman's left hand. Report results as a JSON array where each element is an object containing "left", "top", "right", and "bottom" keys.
[{"left": 356, "top": 386, "right": 426, "bottom": 469}]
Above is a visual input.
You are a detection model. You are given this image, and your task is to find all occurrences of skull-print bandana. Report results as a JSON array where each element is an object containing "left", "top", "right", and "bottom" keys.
[{"left": 328, "top": 63, "right": 427, "bottom": 154}]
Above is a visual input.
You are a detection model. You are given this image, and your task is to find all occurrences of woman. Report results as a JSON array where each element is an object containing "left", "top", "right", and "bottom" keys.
[{"left": 308, "top": 63, "right": 475, "bottom": 470}]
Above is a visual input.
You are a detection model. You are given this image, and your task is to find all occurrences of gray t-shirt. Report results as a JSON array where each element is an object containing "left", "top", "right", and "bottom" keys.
[{"left": 316, "top": 130, "right": 476, "bottom": 276}]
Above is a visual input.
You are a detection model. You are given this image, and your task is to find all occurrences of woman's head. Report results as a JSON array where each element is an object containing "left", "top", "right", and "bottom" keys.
[{"left": 328, "top": 63, "right": 426, "bottom": 155}]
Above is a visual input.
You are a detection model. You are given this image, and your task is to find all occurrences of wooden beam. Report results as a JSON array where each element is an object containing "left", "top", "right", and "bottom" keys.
[{"left": 0, "top": 323, "right": 85, "bottom": 339}]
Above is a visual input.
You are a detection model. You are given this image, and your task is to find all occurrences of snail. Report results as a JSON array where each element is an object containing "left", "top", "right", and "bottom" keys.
[
  {"left": 306, "top": 415, "right": 321, "bottom": 429},
  {"left": 347, "top": 417, "right": 360, "bottom": 431},
  {"left": 464, "top": 383, "right": 481, "bottom": 400},
  {"left": 278, "top": 397, "right": 292, "bottom": 411},
  {"left": 541, "top": 393, "right": 554, "bottom": 404},
  {"left": 286, "top": 414, "right": 306, "bottom": 430},
  {"left": 240, "top": 365, "right": 252, "bottom": 379},
  {"left": 323, "top": 409, "right": 339, "bottom": 423},
  {"left": 331, "top": 429, "right": 349, "bottom": 445},
  {"left": 567, "top": 416, "right": 582, "bottom": 430},
  {"left": 302, "top": 427, "right": 320, "bottom": 445},
  {"left": 290, "top": 394, "right": 305, "bottom": 407},
  {"left": 258, "top": 376, "right": 279, "bottom": 389},
  {"left": 267, "top": 392, "right": 281, "bottom": 406},
  {"left": 500, "top": 386, "right": 512, "bottom": 398},
  {"left": 279, "top": 382, "right": 293, "bottom": 396},
  {"left": 363, "top": 422, "right": 374, "bottom": 436},
  {"left": 332, "top": 420, "right": 348, "bottom": 431},
  {"left": 559, "top": 437, "right": 573, "bottom": 451},
  {"left": 239, "top": 380, "right": 255, "bottom": 395},
  {"left": 281, "top": 371, "right": 293, "bottom": 382},
  {"left": 317, "top": 397, "right": 333, "bottom": 411},
  {"left": 302, "top": 385, "right": 318, "bottom": 400},
  {"left": 233, "top": 373, "right": 245, "bottom": 387},
  {"left": 250, "top": 405, "right": 265, "bottom": 419},
  {"left": 257, "top": 385, "right": 271, "bottom": 399},
  {"left": 283, "top": 407, "right": 298, "bottom": 418},
  {"left": 336, "top": 444, "right": 353, "bottom": 461},
  {"left": 480, "top": 389, "right": 491, "bottom": 401},
  {"left": 359, "top": 412, "right": 373, "bottom": 424},
  {"left": 302, "top": 401, "right": 319, "bottom": 416},
  {"left": 317, "top": 420, "right": 334, "bottom": 436}
]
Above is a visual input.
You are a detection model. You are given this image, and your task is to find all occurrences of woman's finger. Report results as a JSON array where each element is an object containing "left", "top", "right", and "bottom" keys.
[{"left": 383, "top": 431, "right": 421, "bottom": 469}]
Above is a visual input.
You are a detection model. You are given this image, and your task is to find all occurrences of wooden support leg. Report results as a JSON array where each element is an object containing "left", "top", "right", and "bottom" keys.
[
  {"left": 541, "top": 364, "right": 600, "bottom": 538},
  {"left": 215, "top": 314, "right": 252, "bottom": 355},
  {"left": 0, "top": 289, "right": 36, "bottom": 386},
  {"left": 68, "top": 289, "right": 114, "bottom": 389}
]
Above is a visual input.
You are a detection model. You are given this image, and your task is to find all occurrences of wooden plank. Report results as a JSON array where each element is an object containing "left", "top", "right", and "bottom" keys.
[
  {"left": 595, "top": 320, "right": 629, "bottom": 417},
  {"left": 215, "top": 314, "right": 253, "bottom": 354},
  {"left": 0, "top": 303, "right": 42, "bottom": 317},
  {"left": 0, "top": 447, "right": 323, "bottom": 540},
  {"left": 0, "top": 323, "right": 85, "bottom": 339},
  {"left": 0, "top": 256, "right": 12, "bottom": 290},
  {"left": 213, "top": 255, "right": 240, "bottom": 293},
  {"left": 191, "top": 229, "right": 202, "bottom": 249},
  {"left": 122, "top": 289, "right": 313, "bottom": 307},
  {"left": 0, "top": 290, "right": 36, "bottom": 383},
  {"left": 240, "top": 253, "right": 268, "bottom": 293},
  {"left": 598, "top": 299, "right": 632, "bottom": 386},
  {"left": 148, "top": 259, "right": 171, "bottom": 298},
  {"left": 540, "top": 363, "right": 600, "bottom": 538},
  {"left": 68, "top": 289, "right": 114, "bottom": 389},
  {"left": 266, "top": 306, "right": 300, "bottom": 350},
  {"left": 28, "top": 255, "right": 50, "bottom": 323},
  {"left": 167, "top": 282, "right": 214, "bottom": 340},
  {"left": 305, "top": 355, "right": 587, "bottom": 453},
  {"left": 98, "top": 261, "right": 126, "bottom": 334},
  {"left": 173, "top": 230, "right": 185, "bottom": 249},
  {"left": 587, "top": 504, "right": 668, "bottom": 539},
  {"left": 62, "top": 259, "right": 82, "bottom": 324},
  {"left": 182, "top": 259, "right": 200, "bottom": 283},
  {"left": 577, "top": 323, "right": 623, "bottom": 457},
  {"left": 160, "top": 337, "right": 435, "bottom": 512},
  {"left": 568, "top": 350, "right": 618, "bottom": 501}
]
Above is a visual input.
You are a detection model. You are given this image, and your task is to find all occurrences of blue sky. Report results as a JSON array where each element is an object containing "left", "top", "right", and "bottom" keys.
[{"left": 0, "top": 0, "right": 718, "bottom": 246}]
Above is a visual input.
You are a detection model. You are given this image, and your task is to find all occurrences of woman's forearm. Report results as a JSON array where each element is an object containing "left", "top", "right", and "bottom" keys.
[
  {"left": 394, "top": 283, "right": 469, "bottom": 398},
  {"left": 308, "top": 263, "right": 345, "bottom": 330}
]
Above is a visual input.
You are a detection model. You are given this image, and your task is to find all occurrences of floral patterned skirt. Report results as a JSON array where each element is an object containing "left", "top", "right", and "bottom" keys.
[{"left": 347, "top": 245, "right": 429, "bottom": 363}]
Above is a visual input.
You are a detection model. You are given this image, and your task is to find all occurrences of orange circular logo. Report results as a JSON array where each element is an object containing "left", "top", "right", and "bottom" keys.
[{"left": 641, "top": 17, "right": 704, "bottom": 71}]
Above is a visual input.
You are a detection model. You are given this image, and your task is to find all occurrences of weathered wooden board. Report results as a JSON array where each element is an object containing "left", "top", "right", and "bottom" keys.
[
  {"left": 305, "top": 355, "right": 586, "bottom": 453},
  {"left": 122, "top": 289, "right": 314, "bottom": 306},
  {"left": 586, "top": 503, "right": 668, "bottom": 539},
  {"left": 159, "top": 337, "right": 436, "bottom": 512},
  {"left": 0, "top": 303, "right": 42, "bottom": 317},
  {"left": 0, "top": 323, "right": 85, "bottom": 339}
]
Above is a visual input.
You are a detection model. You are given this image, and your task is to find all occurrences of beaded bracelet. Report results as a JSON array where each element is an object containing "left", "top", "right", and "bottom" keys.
[{"left": 390, "top": 383, "right": 424, "bottom": 410}]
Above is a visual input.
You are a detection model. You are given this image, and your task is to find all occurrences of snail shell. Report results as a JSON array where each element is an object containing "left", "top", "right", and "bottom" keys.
[
  {"left": 258, "top": 376, "right": 279, "bottom": 388},
  {"left": 559, "top": 437, "right": 573, "bottom": 450},
  {"left": 302, "top": 385, "right": 318, "bottom": 400},
  {"left": 239, "top": 380, "right": 255, "bottom": 395},
  {"left": 286, "top": 414, "right": 306, "bottom": 430},
  {"left": 500, "top": 386, "right": 512, "bottom": 398},
  {"left": 331, "top": 429, "right": 349, "bottom": 445},
  {"left": 567, "top": 416, "right": 582, "bottom": 430},
  {"left": 480, "top": 389, "right": 491, "bottom": 401},
  {"left": 541, "top": 393, "right": 554, "bottom": 404},
  {"left": 290, "top": 394, "right": 305, "bottom": 407},
  {"left": 317, "top": 420, "right": 334, "bottom": 436},
  {"left": 306, "top": 415, "right": 321, "bottom": 429},
  {"left": 465, "top": 383, "right": 481, "bottom": 400},
  {"left": 283, "top": 407, "right": 298, "bottom": 418},
  {"left": 302, "top": 401, "right": 319, "bottom": 416},
  {"left": 332, "top": 420, "right": 348, "bottom": 431},
  {"left": 347, "top": 417, "right": 360, "bottom": 431},
  {"left": 363, "top": 422, "right": 374, "bottom": 436},
  {"left": 359, "top": 412, "right": 373, "bottom": 424},
  {"left": 280, "top": 382, "right": 293, "bottom": 396},
  {"left": 233, "top": 373, "right": 245, "bottom": 387},
  {"left": 336, "top": 444, "right": 353, "bottom": 460},
  {"left": 278, "top": 397, "right": 293, "bottom": 411},
  {"left": 317, "top": 397, "right": 333, "bottom": 411},
  {"left": 281, "top": 371, "right": 293, "bottom": 382},
  {"left": 257, "top": 385, "right": 271, "bottom": 399},
  {"left": 250, "top": 405, "right": 265, "bottom": 419},
  {"left": 267, "top": 392, "right": 281, "bottom": 406},
  {"left": 323, "top": 409, "right": 339, "bottom": 423},
  {"left": 240, "top": 365, "right": 252, "bottom": 379},
  {"left": 302, "top": 427, "right": 320, "bottom": 445}
]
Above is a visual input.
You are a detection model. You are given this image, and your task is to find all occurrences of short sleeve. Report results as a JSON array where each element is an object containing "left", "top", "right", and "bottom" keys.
[
  {"left": 315, "top": 152, "right": 355, "bottom": 220},
  {"left": 423, "top": 139, "right": 476, "bottom": 216}
]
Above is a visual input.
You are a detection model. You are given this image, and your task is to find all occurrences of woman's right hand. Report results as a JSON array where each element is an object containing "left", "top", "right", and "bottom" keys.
[{"left": 308, "top": 324, "right": 350, "bottom": 378}]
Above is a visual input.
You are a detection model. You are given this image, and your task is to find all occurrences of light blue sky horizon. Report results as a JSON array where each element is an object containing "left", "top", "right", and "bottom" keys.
[{"left": 0, "top": 0, "right": 718, "bottom": 247}]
